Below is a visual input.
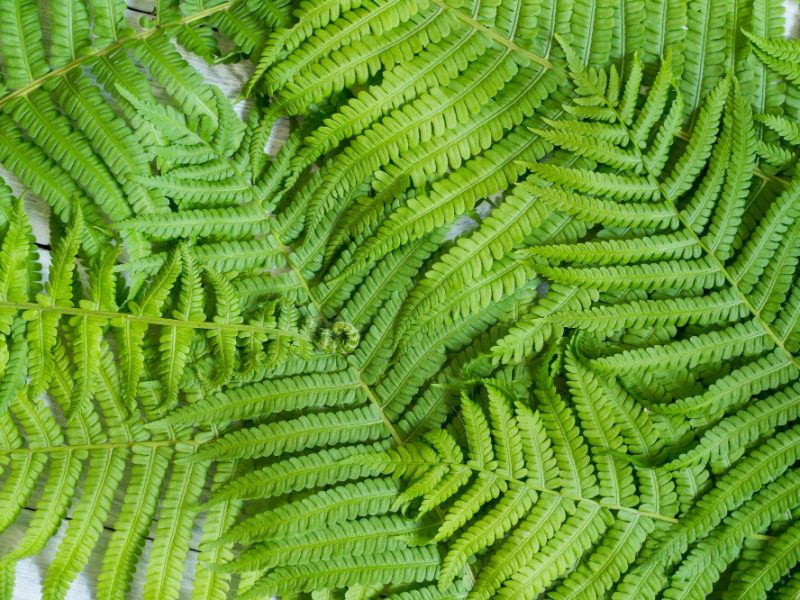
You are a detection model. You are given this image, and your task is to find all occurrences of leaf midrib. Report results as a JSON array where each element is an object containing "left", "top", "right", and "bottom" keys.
[
  {"left": 0, "top": 299, "right": 306, "bottom": 337},
  {"left": 0, "top": 438, "right": 202, "bottom": 455}
]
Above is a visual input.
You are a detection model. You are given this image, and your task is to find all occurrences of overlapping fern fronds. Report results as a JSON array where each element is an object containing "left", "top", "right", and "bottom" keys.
[
  {"left": 0, "top": 0, "right": 289, "bottom": 264},
  {"left": 204, "top": 9, "right": 800, "bottom": 598},
  {"left": 0, "top": 1, "right": 338, "bottom": 597},
  {"left": 496, "top": 37, "right": 800, "bottom": 599},
  {"left": 3, "top": 0, "right": 800, "bottom": 598},
  {"left": 0, "top": 195, "right": 331, "bottom": 600},
  {"left": 359, "top": 352, "right": 687, "bottom": 599}
]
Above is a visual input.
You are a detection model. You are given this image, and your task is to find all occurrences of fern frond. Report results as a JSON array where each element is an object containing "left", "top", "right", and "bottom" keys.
[
  {"left": 4, "top": 1, "right": 800, "bottom": 597},
  {"left": 217, "top": 477, "right": 402, "bottom": 546},
  {"left": 25, "top": 209, "right": 81, "bottom": 402},
  {"left": 156, "top": 245, "right": 205, "bottom": 413},
  {"left": 491, "top": 284, "right": 598, "bottom": 363},
  {"left": 663, "top": 469, "right": 800, "bottom": 600},
  {"left": 359, "top": 372, "right": 676, "bottom": 596},
  {"left": 194, "top": 406, "right": 388, "bottom": 461},
  {"left": 207, "top": 443, "right": 387, "bottom": 504},
  {"left": 118, "top": 205, "right": 268, "bottom": 240},
  {"left": 217, "top": 514, "right": 425, "bottom": 573},
  {"left": 191, "top": 461, "right": 243, "bottom": 600},
  {"left": 143, "top": 461, "right": 209, "bottom": 600},
  {"left": 164, "top": 370, "right": 363, "bottom": 425},
  {"left": 241, "top": 547, "right": 441, "bottom": 598},
  {"left": 723, "top": 517, "right": 800, "bottom": 599},
  {"left": 665, "top": 381, "right": 800, "bottom": 470}
]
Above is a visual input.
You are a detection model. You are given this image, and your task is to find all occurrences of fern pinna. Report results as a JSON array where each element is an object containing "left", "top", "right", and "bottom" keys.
[{"left": 2, "top": 0, "right": 800, "bottom": 598}]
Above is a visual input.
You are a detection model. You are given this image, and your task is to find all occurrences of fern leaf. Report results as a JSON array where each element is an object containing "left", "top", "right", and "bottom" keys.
[
  {"left": 0, "top": 391, "right": 53, "bottom": 534},
  {"left": 191, "top": 461, "right": 242, "bottom": 600},
  {"left": 116, "top": 246, "right": 182, "bottom": 410},
  {"left": 241, "top": 547, "right": 440, "bottom": 598},
  {"left": 0, "top": 0, "right": 47, "bottom": 88},
  {"left": 565, "top": 346, "right": 636, "bottom": 506},
  {"left": 553, "top": 512, "right": 654, "bottom": 600},
  {"left": 492, "top": 284, "right": 598, "bottom": 364},
  {"left": 164, "top": 370, "right": 363, "bottom": 426},
  {"left": 665, "top": 382, "right": 800, "bottom": 470},
  {"left": 553, "top": 289, "right": 745, "bottom": 332},
  {"left": 217, "top": 514, "right": 423, "bottom": 573},
  {"left": 96, "top": 446, "right": 172, "bottom": 600},
  {"left": 25, "top": 210, "right": 81, "bottom": 401},
  {"left": 203, "top": 268, "right": 242, "bottom": 385},
  {"left": 0, "top": 199, "right": 34, "bottom": 326},
  {"left": 440, "top": 483, "right": 535, "bottom": 588},
  {"left": 157, "top": 246, "right": 204, "bottom": 413},
  {"left": 498, "top": 503, "right": 611, "bottom": 599},
  {"left": 41, "top": 446, "right": 127, "bottom": 600},
  {"left": 461, "top": 395, "right": 494, "bottom": 470},
  {"left": 663, "top": 469, "right": 800, "bottom": 600},
  {"left": 143, "top": 461, "right": 209, "bottom": 600},
  {"left": 49, "top": 0, "right": 90, "bottom": 67},
  {"left": 469, "top": 495, "right": 567, "bottom": 600},
  {"left": 68, "top": 249, "right": 117, "bottom": 419},
  {"left": 590, "top": 320, "right": 772, "bottom": 374},
  {"left": 118, "top": 204, "right": 268, "bottom": 240},
  {"left": 526, "top": 161, "right": 659, "bottom": 200},
  {"left": 514, "top": 402, "right": 559, "bottom": 489},
  {"left": 5, "top": 3, "right": 800, "bottom": 598},
  {"left": 532, "top": 183, "right": 678, "bottom": 229},
  {"left": 209, "top": 443, "right": 385, "bottom": 504},
  {"left": 194, "top": 405, "right": 387, "bottom": 461},
  {"left": 533, "top": 353, "right": 599, "bottom": 499},
  {"left": 218, "top": 477, "right": 402, "bottom": 547},
  {"left": 1, "top": 398, "right": 82, "bottom": 564},
  {"left": 631, "top": 424, "right": 800, "bottom": 591},
  {"left": 485, "top": 383, "right": 526, "bottom": 478},
  {"left": 723, "top": 518, "right": 800, "bottom": 599}
]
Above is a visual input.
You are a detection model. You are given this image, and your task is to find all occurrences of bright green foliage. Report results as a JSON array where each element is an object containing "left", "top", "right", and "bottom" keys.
[
  {"left": 0, "top": 1, "right": 352, "bottom": 598},
  {"left": 497, "top": 37, "right": 800, "bottom": 600},
  {"left": 0, "top": 201, "right": 349, "bottom": 599},
  {"left": 359, "top": 354, "right": 675, "bottom": 599},
  {"left": 3, "top": 0, "right": 800, "bottom": 599}
]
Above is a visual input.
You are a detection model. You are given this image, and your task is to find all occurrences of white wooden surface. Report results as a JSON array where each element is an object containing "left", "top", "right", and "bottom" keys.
[{"left": 3, "top": 1, "right": 800, "bottom": 599}]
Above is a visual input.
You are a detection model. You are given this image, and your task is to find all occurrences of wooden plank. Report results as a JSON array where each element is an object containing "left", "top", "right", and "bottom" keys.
[{"left": 789, "top": 0, "right": 800, "bottom": 37}]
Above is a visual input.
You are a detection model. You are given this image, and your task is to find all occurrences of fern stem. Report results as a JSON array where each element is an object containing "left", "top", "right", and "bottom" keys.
[
  {"left": 353, "top": 369, "right": 403, "bottom": 446},
  {"left": 0, "top": 299, "right": 310, "bottom": 339},
  {"left": 0, "top": 439, "right": 203, "bottom": 455},
  {"left": 0, "top": 1, "right": 236, "bottom": 109}
]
